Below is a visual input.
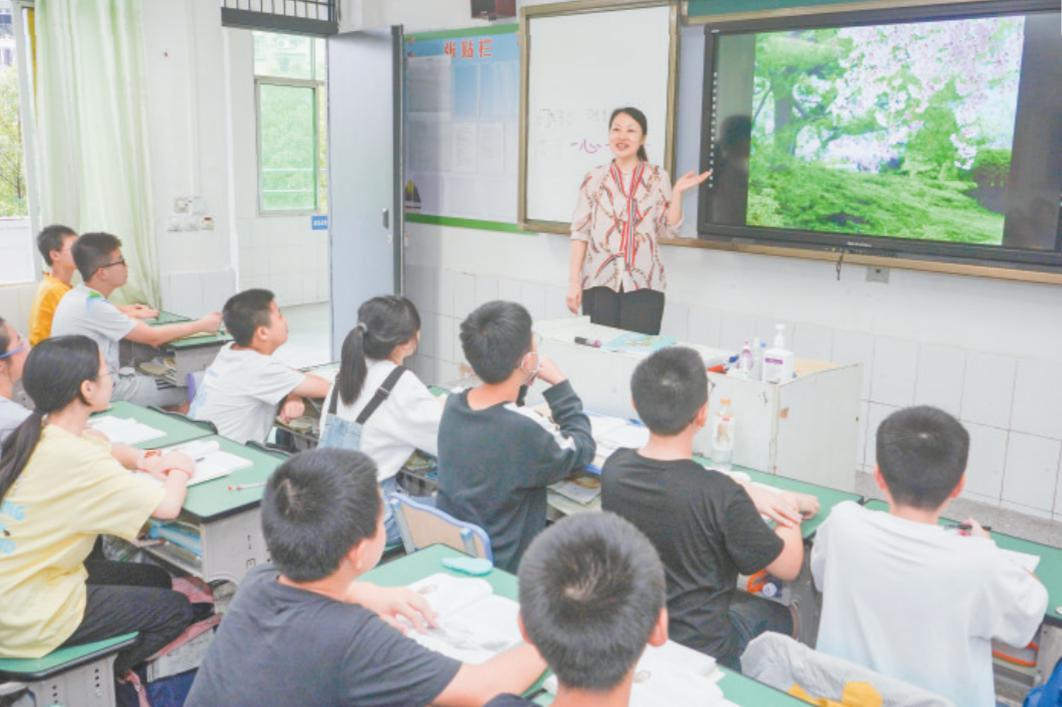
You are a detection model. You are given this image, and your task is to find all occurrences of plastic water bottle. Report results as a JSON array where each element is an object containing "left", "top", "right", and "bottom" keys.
[
  {"left": 711, "top": 398, "right": 735, "bottom": 471},
  {"left": 738, "top": 340, "right": 754, "bottom": 375}
]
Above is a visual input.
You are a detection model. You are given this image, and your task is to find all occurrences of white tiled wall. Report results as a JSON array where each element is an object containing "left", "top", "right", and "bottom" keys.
[
  {"left": 402, "top": 231, "right": 1062, "bottom": 523},
  {"left": 236, "top": 219, "right": 330, "bottom": 306}
]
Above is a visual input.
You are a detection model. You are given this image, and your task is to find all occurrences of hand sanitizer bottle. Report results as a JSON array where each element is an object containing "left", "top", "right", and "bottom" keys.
[
  {"left": 763, "top": 324, "right": 795, "bottom": 384},
  {"left": 711, "top": 398, "right": 735, "bottom": 471}
]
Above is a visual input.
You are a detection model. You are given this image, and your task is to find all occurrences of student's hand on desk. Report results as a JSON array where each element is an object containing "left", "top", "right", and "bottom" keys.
[
  {"left": 960, "top": 517, "right": 991, "bottom": 539},
  {"left": 197, "top": 311, "right": 223, "bottom": 333},
  {"left": 142, "top": 451, "right": 196, "bottom": 479},
  {"left": 792, "top": 491, "right": 820, "bottom": 519},
  {"left": 346, "top": 582, "right": 439, "bottom": 634},
  {"left": 122, "top": 303, "right": 159, "bottom": 319},
  {"left": 279, "top": 396, "right": 305, "bottom": 422},
  {"left": 745, "top": 484, "right": 802, "bottom": 529}
]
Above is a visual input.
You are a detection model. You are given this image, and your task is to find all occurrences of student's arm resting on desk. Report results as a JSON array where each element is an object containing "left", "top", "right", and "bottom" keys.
[
  {"left": 152, "top": 467, "right": 192, "bottom": 520},
  {"left": 124, "top": 312, "right": 222, "bottom": 348},
  {"left": 278, "top": 373, "right": 332, "bottom": 421},
  {"left": 434, "top": 643, "right": 546, "bottom": 707},
  {"left": 118, "top": 303, "right": 159, "bottom": 319},
  {"left": 725, "top": 484, "right": 803, "bottom": 582},
  {"left": 764, "top": 522, "right": 804, "bottom": 582}
]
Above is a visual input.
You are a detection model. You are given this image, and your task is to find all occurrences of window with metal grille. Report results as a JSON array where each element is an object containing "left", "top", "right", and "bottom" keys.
[
  {"left": 221, "top": 0, "right": 336, "bottom": 37},
  {"left": 254, "top": 31, "right": 328, "bottom": 214}
]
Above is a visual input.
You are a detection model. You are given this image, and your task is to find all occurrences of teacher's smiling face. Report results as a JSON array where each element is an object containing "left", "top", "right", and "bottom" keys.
[{"left": 609, "top": 111, "right": 646, "bottom": 161}]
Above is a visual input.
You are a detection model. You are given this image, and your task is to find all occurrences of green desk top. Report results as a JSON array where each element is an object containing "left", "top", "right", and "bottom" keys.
[
  {"left": 147, "top": 310, "right": 192, "bottom": 325},
  {"left": 0, "top": 632, "right": 137, "bottom": 678},
  {"left": 93, "top": 402, "right": 214, "bottom": 449},
  {"left": 174, "top": 436, "right": 288, "bottom": 522},
  {"left": 365, "top": 545, "right": 805, "bottom": 706},
  {"left": 165, "top": 331, "right": 233, "bottom": 350},
  {"left": 693, "top": 456, "right": 863, "bottom": 538},
  {"left": 863, "top": 499, "right": 1062, "bottom": 626}
]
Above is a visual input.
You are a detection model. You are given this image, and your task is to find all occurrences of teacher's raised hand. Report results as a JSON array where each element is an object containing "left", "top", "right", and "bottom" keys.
[{"left": 673, "top": 169, "right": 711, "bottom": 195}]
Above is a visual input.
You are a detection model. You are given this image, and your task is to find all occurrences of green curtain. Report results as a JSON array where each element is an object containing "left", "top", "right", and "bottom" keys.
[{"left": 34, "top": 0, "right": 158, "bottom": 305}]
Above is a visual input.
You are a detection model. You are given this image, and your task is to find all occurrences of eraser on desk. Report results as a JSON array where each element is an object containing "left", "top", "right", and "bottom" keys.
[{"left": 442, "top": 557, "right": 493, "bottom": 576}]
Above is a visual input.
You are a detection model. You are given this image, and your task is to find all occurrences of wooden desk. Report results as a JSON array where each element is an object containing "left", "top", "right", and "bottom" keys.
[
  {"left": 91, "top": 402, "right": 215, "bottom": 448},
  {"left": 364, "top": 544, "right": 805, "bottom": 706},
  {"left": 144, "top": 436, "right": 288, "bottom": 585}
]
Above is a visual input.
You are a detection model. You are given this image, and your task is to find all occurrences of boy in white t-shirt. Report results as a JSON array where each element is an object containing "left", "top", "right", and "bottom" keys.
[
  {"left": 190, "top": 289, "right": 330, "bottom": 444},
  {"left": 812, "top": 406, "right": 1047, "bottom": 707}
]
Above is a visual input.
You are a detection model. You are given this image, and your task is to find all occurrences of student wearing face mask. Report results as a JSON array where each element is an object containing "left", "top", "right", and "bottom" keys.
[
  {"left": 566, "top": 107, "right": 710, "bottom": 335},
  {"left": 435, "top": 301, "right": 596, "bottom": 572}
]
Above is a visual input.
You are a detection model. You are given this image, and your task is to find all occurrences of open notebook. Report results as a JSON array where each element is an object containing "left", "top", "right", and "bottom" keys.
[
  {"left": 163, "top": 439, "right": 253, "bottom": 486},
  {"left": 542, "top": 633, "right": 727, "bottom": 706},
  {"left": 89, "top": 416, "right": 166, "bottom": 446},
  {"left": 402, "top": 573, "right": 522, "bottom": 664}
]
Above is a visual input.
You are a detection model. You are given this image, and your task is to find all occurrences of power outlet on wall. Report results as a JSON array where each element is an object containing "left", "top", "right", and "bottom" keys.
[{"left": 866, "top": 266, "right": 890, "bottom": 284}]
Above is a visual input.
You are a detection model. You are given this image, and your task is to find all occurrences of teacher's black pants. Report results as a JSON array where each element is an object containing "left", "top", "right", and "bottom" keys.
[
  {"left": 582, "top": 287, "right": 665, "bottom": 335},
  {"left": 58, "top": 560, "right": 193, "bottom": 674}
]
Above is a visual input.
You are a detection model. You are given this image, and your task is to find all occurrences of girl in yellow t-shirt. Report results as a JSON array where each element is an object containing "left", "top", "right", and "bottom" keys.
[{"left": 0, "top": 335, "right": 195, "bottom": 676}]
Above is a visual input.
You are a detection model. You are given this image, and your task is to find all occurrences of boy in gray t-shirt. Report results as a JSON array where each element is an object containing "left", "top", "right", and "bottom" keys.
[{"left": 50, "top": 232, "right": 221, "bottom": 407}]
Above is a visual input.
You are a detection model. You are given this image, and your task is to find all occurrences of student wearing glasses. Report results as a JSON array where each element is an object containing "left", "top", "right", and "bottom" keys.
[
  {"left": 0, "top": 315, "right": 31, "bottom": 443},
  {"left": 51, "top": 232, "right": 222, "bottom": 407}
]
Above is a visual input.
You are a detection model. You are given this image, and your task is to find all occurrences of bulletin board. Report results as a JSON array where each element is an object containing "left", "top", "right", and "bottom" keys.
[{"left": 403, "top": 25, "right": 521, "bottom": 233}]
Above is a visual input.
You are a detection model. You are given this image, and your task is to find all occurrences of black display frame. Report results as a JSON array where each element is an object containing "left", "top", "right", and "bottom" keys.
[{"left": 696, "top": 0, "right": 1062, "bottom": 272}]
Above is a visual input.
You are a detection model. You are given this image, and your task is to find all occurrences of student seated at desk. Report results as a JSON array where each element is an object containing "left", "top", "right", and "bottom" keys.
[
  {"left": 319, "top": 295, "right": 443, "bottom": 545},
  {"left": 812, "top": 406, "right": 1047, "bottom": 707},
  {"left": 602, "top": 347, "right": 806, "bottom": 670},
  {"left": 187, "top": 448, "right": 545, "bottom": 706},
  {"left": 0, "top": 316, "right": 31, "bottom": 443},
  {"left": 28, "top": 225, "right": 159, "bottom": 347},
  {"left": 486, "top": 512, "right": 669, "bottom": 707},
  {"left": 190, "top": 288, "right": 329, "bottom": 444},
  {"left": 436, "top": 301, "right": 595, "bottom": 573},
  {"left": 51, "top": 232, "right": 220, "bottom": 407},
  {"left": 0, "top": 336, "right": 195, "bottom": 678}
]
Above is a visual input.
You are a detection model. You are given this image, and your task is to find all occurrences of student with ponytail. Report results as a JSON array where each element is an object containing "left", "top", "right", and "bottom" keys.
[
  {"left": 567, "top": 106, "right": 710, "bottom": 335},
  {"left": 0, "top": 336, "right": 196, "bottom": 677},
  {"left": 319, "top": 296, "right": 443, "bottom": 544},
  {"left": 0, "top": 315, "right": 31, "bottom": 442}
]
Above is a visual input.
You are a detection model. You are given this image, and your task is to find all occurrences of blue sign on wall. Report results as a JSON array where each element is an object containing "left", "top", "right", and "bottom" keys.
[{"left": 311, "top": 214, "right": 329, "bottom": 230}]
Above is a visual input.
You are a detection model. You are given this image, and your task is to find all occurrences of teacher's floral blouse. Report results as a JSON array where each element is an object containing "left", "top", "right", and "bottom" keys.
[{"left": 570, "top": 160, "right": 679, "bottom": 293}]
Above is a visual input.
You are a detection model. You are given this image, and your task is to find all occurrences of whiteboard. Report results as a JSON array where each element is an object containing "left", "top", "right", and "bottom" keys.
[{"left": 523, "top": 4, "right": 675, "bottom": 229}]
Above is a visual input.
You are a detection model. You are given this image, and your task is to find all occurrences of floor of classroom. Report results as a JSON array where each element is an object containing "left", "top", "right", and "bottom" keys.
[
  {"left": 854, "top": 472, "right": 1062, "bottom": 548},
  {"left": 276, "top": 302, "right": 332, "bottom": 370}
]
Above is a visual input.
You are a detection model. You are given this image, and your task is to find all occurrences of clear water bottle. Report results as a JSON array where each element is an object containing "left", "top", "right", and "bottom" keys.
[{"left": 711, "top": 397, "right": 735, "bottom": 471}]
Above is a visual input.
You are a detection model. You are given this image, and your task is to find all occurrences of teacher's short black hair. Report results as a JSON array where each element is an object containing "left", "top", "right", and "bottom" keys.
[
  {"left": 876, "top": 406, "right": 969, "bottom": 510},
  {"left": 459, "top": 300, "right": 533, "bottom": 384},
  {"left": 631, "top": 346, "right": 708, "bottom": 436},
  {"left": 518, "top": 512, "right": 665, "bottom": 691},
  {"left": 261, "top": 448, "right": 382, "bottom": 582}
]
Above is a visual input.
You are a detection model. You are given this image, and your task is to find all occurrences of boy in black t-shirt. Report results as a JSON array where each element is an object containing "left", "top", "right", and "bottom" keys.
[
  {"left": 602, "top": 346, "right": 805, "bottom": 669},
  {"left": 187, "top": 448, "right": 545, "bottom": 707}
]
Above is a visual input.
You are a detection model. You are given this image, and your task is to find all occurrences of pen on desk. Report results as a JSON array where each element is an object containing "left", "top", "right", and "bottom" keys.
[
  {"left": 574, "top": 336, "right": 602, "bottom": 348},
  {"left": 227, "top": 482, "right": 267, "bottom": 492}
]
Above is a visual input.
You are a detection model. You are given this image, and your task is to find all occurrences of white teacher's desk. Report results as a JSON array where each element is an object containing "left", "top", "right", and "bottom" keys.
[{"left": 534, "top": 317, "right": 862, "bottom": 492}]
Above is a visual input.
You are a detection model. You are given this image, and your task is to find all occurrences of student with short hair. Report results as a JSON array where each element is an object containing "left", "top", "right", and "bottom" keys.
[
  {"left": 190, "top": 288, "right": 329, "bottom": 444},
  {"left": 187, "top": 448, "right": 546, "bottom": 706},
  {"left": 602, "top": 346, "right": 806, "bottom": 669},
  {"left": 486, "top": 512, "right": 669, "bottom": 707},
  {"left": 50, "top": 232, "right": 221, "bottom": 407},
  {"left": 436, "top": 301, "right": 595, "bottom": 572},
  {"left": 319, "top": 295, "right": 444, "bottom": 544},
  {"left": 0, "top": 336, "right": 195, "bottom": 676},
  {"left": 812, "top": 406, "right": 1047, "bottom": 707},
  {"left": 30, "top": 226, "right": 159, "bottom": 346},
  {"left": 0, "top": 316, "right": 31, "bottom": 442}
]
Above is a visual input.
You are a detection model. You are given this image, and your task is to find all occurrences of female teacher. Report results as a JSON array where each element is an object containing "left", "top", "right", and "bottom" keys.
[{"left": 566, "top": 106, "right": 709, "bottom": 335}]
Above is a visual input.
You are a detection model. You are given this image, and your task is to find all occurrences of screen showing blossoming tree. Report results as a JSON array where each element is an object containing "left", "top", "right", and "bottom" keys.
[{"left": 700, "top": 4, "right": 1061, "bottom": 267}]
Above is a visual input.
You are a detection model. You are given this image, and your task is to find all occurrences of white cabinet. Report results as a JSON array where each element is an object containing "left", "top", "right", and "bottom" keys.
[{"left": 535, "top": 317, "right": 861, "bottom": 492}]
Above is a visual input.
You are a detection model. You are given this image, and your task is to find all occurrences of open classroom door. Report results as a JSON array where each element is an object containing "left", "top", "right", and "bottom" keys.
[{"left": 327, "top": 27, "right": 404, "bottom": 359}]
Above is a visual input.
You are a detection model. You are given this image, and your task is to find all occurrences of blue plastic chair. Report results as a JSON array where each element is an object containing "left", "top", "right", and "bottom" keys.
[{"left": 389, "top": 495, "right": 493, "bottom": 562}]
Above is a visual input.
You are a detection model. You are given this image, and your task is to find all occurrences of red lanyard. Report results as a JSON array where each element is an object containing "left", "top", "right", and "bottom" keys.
[{"left": 609, "top": 161, "right": 645, "bottom": 271}]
